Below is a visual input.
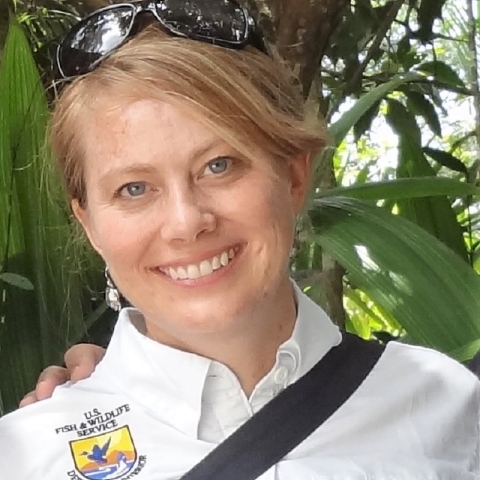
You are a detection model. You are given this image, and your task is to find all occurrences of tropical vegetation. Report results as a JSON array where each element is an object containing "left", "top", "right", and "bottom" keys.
[{"left": 1, "top": 0, "right": 480, "bottom": 414}]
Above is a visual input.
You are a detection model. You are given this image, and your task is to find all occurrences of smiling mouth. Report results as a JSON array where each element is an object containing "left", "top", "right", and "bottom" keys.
[{"left": 157, "top": 247, "right": 239, "bottom": 281}]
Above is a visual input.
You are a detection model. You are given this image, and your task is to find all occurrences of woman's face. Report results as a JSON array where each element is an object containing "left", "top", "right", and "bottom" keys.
[{"left": 73, "top": 97, "right": 311, "bottom": 343}]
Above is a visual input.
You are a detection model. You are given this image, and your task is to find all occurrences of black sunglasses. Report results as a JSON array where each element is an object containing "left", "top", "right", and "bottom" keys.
[{"left": 56, "top": 0, "right": 266, "bottom": 79}]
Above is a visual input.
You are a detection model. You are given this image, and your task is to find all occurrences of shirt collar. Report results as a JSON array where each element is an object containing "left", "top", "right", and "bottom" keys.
[
  {"left": 287, "top": 282, "right": 342, "bottom": 380},
  {"left": 97, "top": 308, "right": 212, "bottom": 437},
  {"left": 97, "top": 281, "right": 341, "bottom": 437},
  {"left": 249, "top": 282, "right": 341, "bottom": 396}
]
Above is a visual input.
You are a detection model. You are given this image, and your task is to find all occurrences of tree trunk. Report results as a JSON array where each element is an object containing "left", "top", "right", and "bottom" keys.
[{"left": 260, "top": 0, "right": 349, "bottom": 98}]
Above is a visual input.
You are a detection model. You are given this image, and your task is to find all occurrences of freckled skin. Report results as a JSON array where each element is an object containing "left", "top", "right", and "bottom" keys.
[{"left": 73, "top": 98, "right": 311, "bottom": 380}]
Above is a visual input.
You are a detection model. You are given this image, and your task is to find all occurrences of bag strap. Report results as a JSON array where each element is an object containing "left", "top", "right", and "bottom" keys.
[
  {"left": 468, "top": 350, "right": 480, "bottom": 378},
  {"left": 181, "top": 333, "right": 386, "bottom": 480}
]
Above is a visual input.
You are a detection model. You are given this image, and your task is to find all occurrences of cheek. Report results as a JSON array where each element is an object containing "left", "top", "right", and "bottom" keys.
[
  {"left": 257, "top": 175, "right": 295, "bottom": 226},
  {"left": 88, "top": 210, "right": 156, "bottom": 267},
  {"left": 230, "top": 175, "right": 295, "bottom": 252}
]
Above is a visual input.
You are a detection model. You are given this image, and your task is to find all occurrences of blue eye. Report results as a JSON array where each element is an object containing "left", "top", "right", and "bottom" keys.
[
  {"left": 121, "top": 182, "right": 147, "bottom": 197},
  {"left": 205, "top": 157, "right": 230, "bottom": 175}
]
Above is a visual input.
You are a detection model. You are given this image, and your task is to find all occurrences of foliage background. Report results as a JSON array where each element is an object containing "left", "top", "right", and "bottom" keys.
[{"left": 1, "top": 0, "right": 480, "bottom": 414}]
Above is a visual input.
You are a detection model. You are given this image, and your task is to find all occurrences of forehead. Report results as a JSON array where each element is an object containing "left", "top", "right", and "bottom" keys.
[
  {"left": 76, "top": 91, "right": 282, "bottom": 183},
  {"left": 81, "top": 97, "right": 223, "bottom": 165},
  {"left": 88, "top": 97, "right": 217, "bottom": 143}
]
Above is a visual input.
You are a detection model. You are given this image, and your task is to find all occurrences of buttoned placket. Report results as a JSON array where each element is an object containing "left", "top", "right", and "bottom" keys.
[{"left": 199, "top": 345, "right": 300, "bottom": 444}]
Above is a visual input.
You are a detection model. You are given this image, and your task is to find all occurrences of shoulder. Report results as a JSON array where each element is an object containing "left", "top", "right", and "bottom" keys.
[
  {"left": 382, "top": 341, "right": 479, "bottom": 383},
  {"left": 370, "top": 340, "right": 480, "bottom": 410},
  {"left": 0, "top": 377, "right": 131, "bottom": 480},
  {"left": 338, "top": 340, "right": 480, "bottom": 470}
]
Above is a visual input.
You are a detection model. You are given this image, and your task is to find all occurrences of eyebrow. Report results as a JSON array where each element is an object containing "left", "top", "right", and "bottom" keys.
[
  {"left": 100, "top": 164, "right": 158, "bottom": 183},
  {"left": 188, "top": 138, "right": 226, "bottom": 161},
  {"left": 98, "top": 138, "right": 228, "bottom": 183}
]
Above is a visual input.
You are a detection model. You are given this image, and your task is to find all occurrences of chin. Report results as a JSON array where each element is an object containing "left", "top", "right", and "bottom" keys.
[{"left": 139, "top": 288, "right": 258, "bottom": 338}]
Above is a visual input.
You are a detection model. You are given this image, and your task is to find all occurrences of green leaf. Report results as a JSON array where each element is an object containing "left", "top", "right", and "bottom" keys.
[
  {"left": 0, "top": 18, "right": 104, "bottom": 414},
  {"left": 385, "top": 99, "right": 469, "bottom": 262},
  {"left": 316, "top": 177, "right": 480, "bottom": 200},
  {"left": 423, "top": 147, "right": 468, "bottom": 175},
  {"left": 416, "top": 61, "right": 465, "bottom": 88},
  {"left": 0, "top": 272, "right": 34, "bottom": 290},
  {"left": 353, "top": 100, "right": 381, "bottom": 142},
  {"left": 448, "top": 339, "right": 480, "bottom": 364},
  {"left": 396, "top": 36, "right": 412, "bottom": 65},
  {"left": 386, "top": 97, "right": 421, "bottom": 145},
  {"left": 451, "top": 132, "right": 475, "bottom": 152},
  {"left": 344, "top": 286, "right": 396, "bottom": 338},
  {"left": 310, "top": 197, "right": 480, "bottom": 358},
  {"left": 329, "top": 72, "right": 425, "bottom": 147},
  {"left": 405, "top": 91, "right": 442, "bottom": 137}
]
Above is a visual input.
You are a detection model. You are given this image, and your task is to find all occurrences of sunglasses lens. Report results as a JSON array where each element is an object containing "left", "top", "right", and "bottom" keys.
[
  {"left": 159, "top": 0, "right": 247, "bottom": 44},
  {"left": 59, "top": 6, "right": 134, "bottom": 77}
]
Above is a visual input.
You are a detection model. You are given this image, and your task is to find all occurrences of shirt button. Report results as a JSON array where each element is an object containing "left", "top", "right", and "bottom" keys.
[{"left": 274, "top": 366, "right": 289, "bottom": 385}]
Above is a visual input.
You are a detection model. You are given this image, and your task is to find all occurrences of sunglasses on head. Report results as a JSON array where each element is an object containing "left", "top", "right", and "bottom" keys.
[{"left": 56, "top": 0, "right": 267, "bottom": 80}]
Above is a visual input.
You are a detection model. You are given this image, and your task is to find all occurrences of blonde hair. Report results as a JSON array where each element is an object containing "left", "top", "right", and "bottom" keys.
[{"left": 50, "top": 26, "right": 327, "bottom": 206}]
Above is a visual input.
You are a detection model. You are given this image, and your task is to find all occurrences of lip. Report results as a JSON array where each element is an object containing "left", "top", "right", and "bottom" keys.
[{"left": 152, "top": 243, "right": 245, "bottom": 288}]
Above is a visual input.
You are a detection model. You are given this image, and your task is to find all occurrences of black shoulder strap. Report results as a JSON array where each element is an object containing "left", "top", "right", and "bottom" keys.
[
  {"left": 468, "top": 350, "right": 480, "bottom": 378},
  {"left": 181, "top": 333, "right": 386, "bottom": 480}
]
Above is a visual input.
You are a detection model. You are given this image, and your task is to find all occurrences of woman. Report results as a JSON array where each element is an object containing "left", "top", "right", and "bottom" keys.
[{"left": 1, "top": 1, "right": 479, "bottom": 478}]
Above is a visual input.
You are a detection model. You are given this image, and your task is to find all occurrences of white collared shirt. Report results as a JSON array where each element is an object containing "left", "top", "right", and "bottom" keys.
[{"left": 0, "top": 284, "right": 479, "bottom": 480}]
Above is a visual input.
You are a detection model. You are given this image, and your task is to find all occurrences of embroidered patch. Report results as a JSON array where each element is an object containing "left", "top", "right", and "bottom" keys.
[{"left": 69, "top": 426, "right": 137, "bottom": 480}]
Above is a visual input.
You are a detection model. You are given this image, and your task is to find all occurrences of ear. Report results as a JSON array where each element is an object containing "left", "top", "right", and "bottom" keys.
[
  {"left": 288, "top": 151, "right": 312, "bottom": 213},
  {"left": 71, "top": 199, "right": 104, "bottom": 256}
]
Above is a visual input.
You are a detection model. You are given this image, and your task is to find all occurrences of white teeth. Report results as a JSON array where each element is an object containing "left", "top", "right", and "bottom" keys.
[
  {"left": 187, "top": 264, "right": 201, "bottom": 279},
  {"left": 199, "top": 260, "right": 213, "bottom": 276},
  {"left": 220, "top": 251, "right": 229, "bottom": 266},
  {"left": 162, "top": 248, "right": 238, "bottom": 280},
  {"left": 177, "top": 266, "right": 188, "bottom": 280},
  {"left": 212, "top": 255, "right": 221, "bottom": 270}
]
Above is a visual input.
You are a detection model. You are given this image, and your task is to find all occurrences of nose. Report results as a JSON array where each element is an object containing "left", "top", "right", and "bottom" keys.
[{"left": 160, "top": 184, "right": 216, "bottom": 243}]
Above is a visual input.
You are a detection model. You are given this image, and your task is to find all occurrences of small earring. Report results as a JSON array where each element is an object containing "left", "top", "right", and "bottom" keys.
[{"left": 105, "top": 267, "right": 122, "bottom": 311}]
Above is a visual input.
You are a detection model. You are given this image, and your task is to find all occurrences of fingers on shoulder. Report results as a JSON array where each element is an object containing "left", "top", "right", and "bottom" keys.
[
  {"left": 19, "top": 366, "right": 69, "bottom": 407},
  {"left": 64, "top": 343, "right": 106, "bottom": 382}
]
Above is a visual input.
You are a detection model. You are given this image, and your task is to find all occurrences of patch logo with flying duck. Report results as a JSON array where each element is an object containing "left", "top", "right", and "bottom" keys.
[{"left": 69, "top": 426, "right": 137, "bottom": 480}]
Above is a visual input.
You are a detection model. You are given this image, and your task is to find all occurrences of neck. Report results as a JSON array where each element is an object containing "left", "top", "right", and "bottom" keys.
[
  {"left": 205, "top": 285, "right": 297, "bottom": 396},
  {"left": 147, "top": 278, "right": 298, "bottom": 397}
]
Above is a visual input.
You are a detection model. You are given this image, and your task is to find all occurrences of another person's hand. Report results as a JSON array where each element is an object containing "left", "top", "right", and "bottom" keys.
[{"left": 19, "top": 344, "right": 106, "bottom": 407}]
